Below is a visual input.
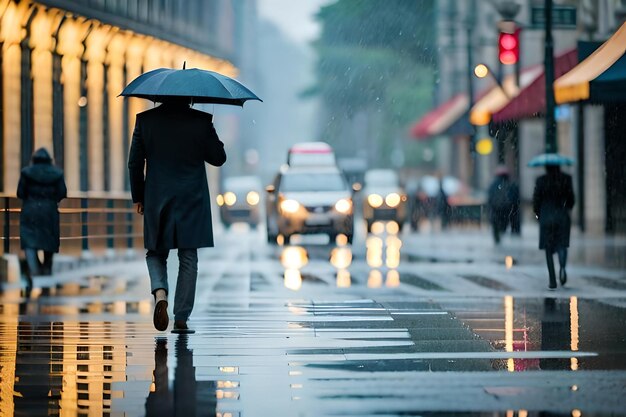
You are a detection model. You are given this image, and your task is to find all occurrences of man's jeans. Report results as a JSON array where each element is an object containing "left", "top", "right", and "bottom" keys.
[{"left": 146, "top": 248, "right": 198, "bottom": 322}]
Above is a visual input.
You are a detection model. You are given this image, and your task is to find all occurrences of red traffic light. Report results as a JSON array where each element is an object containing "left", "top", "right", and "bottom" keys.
[{"left": 498, "top": 29, "right": 520, "bottom": 65}]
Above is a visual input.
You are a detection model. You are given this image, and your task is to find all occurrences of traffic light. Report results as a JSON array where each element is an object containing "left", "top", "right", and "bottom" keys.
[{"left": 498, "top": 29, "right": 520, "bottom": 65}]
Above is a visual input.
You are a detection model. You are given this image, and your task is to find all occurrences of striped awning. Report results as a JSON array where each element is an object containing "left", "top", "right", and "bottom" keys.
[{"left": 410, "top": 94, "right": 469, "bottom": 139}]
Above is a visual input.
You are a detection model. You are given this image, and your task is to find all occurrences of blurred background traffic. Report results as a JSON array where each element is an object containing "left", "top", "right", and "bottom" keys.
[{"left": 0, "top": 0, "right": 625, "bottom": 258}]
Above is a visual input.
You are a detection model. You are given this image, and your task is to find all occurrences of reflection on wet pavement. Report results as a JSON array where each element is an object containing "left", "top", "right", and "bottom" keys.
[{"left": 1, "top": 224, "right": 626, "bottom": 416}]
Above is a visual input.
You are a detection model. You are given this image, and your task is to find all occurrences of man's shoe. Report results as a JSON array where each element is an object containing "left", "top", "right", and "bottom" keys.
[
  {"left": 559, "top": 268, "right": 567, "bottom": 286},
  {"left": 153, "top": 300, "right": 169, "bottom": 331},
  {"left": 172, "top": 320, "right": 195, "bottom": 334}
]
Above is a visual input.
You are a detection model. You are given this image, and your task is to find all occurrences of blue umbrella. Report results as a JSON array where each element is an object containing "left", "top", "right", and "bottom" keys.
[
  {"left": 120, "top": 67, "right": 262, "bottom": 106},
  {"left": 527, "top": 153, "right": 575, "bottom": 167}
]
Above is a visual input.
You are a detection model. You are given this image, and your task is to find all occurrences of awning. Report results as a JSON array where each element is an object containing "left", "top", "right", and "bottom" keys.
[
  {"left": 554, "top": 21, "right": 626, "bottom": 104},
  {"left": 470, "top": 65, "right": 544, "bottom": 126},
  {"left": 492, "top": 48, "right": 578, "bottom": 123},
  {"left": 410, "top": 94, "right": 469, "bottom": 139}
]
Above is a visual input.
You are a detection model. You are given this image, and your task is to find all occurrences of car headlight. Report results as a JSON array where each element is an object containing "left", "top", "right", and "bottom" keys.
[
  {"left": 246, "top": 191, "right": 260, "bottom": 206},
  {"left": 335, "top": 198, "right": 352, "bottom": 214},
  {"left": 223, "top": 192, "right": 237, "bottom": 206},
  {"left": 280, "top": 199, "right": 300, "bottom": 213},
  {"left": 367, "top": 194, "right": 383, "bottom": 208},
  {"left": 385, "top": 193, "right": 401, "bottom": 207},
  {"left": 216, "top": 194, "right": 224, "bottom": 206}
]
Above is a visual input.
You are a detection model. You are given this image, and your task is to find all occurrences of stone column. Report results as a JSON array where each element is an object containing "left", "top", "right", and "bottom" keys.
[
  {"left": 29, "top": 7, "right": 55, "bottom": 153},
  {"left": 106, "top": 32, "right": 128, "bottom": 192},
  {"left": 0, "top": 0, "right": 28, "bottom": 193},
  {"left": 57, "top": 19, "right": 88, "bottom": 192},
  {"left": 84, "top": 25, "right": 111, "bottom": 192},
  {"left": 125, "top": 36, "right": 147, "bottom": 146}
]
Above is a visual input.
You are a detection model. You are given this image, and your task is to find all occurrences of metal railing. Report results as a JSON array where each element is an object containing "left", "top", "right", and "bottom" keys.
[{"left": 1, "top": 192, "right": 143, "bottom": 257}]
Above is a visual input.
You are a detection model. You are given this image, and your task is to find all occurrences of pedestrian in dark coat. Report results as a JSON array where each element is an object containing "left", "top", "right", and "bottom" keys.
[
  {"left": 17, "top": 148, "right": 67, "bottom": 277},
  {"left": 128, "top": 101, "right": 226, "bottom": 333},
  {"left": 487, "top": 166, "right": 520, "bottom": 244},
  {"left": 532, "top": 165, "right": 575, "bottom": 289}
]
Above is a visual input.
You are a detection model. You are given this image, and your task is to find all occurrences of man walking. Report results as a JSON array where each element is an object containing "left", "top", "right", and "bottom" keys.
[
  {"left": 532, "top": 165, "right": 575, "bottom": 290},
  {"left": 128, "top": 100, "right": 226, "bottom": 333}
]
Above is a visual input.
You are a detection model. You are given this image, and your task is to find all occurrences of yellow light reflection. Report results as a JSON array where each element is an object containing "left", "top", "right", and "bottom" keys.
[
  {"left": 217, "top": 381, "right": 239, "bottom": 389},
  {"left": 280, "top": 246, "right": 308, "bottom": 269},
  {"left": 368, "top": 270, "right": 383, "bottom": 288},
  {"left": 572, "top": 410, "right": 582, "bottom": 417},
  {"left": 474, "top": 63, "right": 489, "bottom": 78},
  {"left": 219, "top": 366, "right": 239, "bottom": 374},
  {"left": 570, "top": 296, "right": 579, "bottom": 371},
  {"left": 386, "top": 235, "right": 402, "bottom": 268},
  {"left": 284, "top": 269, "right": 302, "bottom": 291},
  {"left": 216, "top": 194, "right": 224, "bottom": 206},
  {"left": 505, "top": 255, "right": 514, "bottom": 269},
  {"left": 330, "top": 247, "right": 352, "bottom": 269},
  {"left": 371, "top": 221, "right": 385, "bottom": 235},
  {"left": 277, "top": 234, "right": 285, "bottom": 246},
  {"left": 385, "top": 221, "right": 400, "bottom": 234},
  {"left": 366, "top": 236, "right": 383, "bottom": 268},
  {"left": 386, "top": 270, "right": 400, "bottom": 287},
  {"left": 519, "top": 411, "right": 528, "bottom": 417},
  {"left": 504, "top": 295, "right": 514, "bottom": 372},
  {"left": 336, "top": 269, "right": 351, "bottom": 288},
  {"left": 336, "top": 233, "right": 348, "bottom": 246}
]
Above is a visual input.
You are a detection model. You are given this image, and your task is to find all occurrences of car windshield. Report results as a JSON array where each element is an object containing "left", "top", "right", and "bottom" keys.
[
  {"left": 365, "top": 171, "right": 399, "bottom": 187},
  {"left": 280, "top": 172, "right": 347, "bottom": 192}
]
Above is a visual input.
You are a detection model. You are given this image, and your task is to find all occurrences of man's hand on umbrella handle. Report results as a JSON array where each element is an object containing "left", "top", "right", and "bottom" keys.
[{"left": 136, "top": 203, "right": 144, "bottom": 215}]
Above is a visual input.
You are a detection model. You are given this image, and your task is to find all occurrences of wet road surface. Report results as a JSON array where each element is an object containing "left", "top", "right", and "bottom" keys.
[{"left": 1, "top": 223, "right": 626, "bottom": 416}]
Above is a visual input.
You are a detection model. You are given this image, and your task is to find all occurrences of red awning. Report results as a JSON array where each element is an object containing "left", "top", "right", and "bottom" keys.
[
  {"left": 492, "top": 48, "right": 578, "bottom": 123},
  {"left": 410, "top": 94, "right": 469, "bottom": 139}
]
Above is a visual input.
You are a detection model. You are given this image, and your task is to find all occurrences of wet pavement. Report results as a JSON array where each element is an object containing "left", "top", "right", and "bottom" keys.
[{"left": 1, "top": 223, "right": 626, "bottom": 416}]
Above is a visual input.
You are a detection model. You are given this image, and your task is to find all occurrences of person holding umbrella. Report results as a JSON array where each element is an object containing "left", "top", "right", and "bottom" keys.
[
  {"left": 531, "top": 154, "right": 575, "bottom": 290},
  {"left": 124, "top": 65, "right": 260, "bottom": 333}
]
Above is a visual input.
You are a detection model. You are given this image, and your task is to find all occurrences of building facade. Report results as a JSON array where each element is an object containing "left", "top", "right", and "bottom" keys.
[{"left": 0, "top": 0, "right": 239, "bottom": 196}]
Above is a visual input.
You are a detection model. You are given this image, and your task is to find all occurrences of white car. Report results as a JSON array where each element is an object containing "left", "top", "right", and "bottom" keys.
[
  {"left": 362, "top": 169, "right": 407, "bottom": 232},
  {"left": 217, "top": 176, "right": 262, "bottom": 228},
  {"left": 265, "top": 166, "right": 353, "bottom": 244}
]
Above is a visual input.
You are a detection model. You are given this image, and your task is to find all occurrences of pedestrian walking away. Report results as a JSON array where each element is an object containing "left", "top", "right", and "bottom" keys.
[
  {"left": 128, "top": 100, "right": 226, "bottom": 333},
  {"left": 17, "top": 148, "right": 67, "bottom": 288},
  {"left": 487, "top": 166, "right": 520, "bottom": 245},
  {"left": 532, "top": 165, "right": 575, "bottom": 290}
]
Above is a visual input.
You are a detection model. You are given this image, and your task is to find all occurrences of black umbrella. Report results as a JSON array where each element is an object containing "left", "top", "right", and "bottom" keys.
[{"left": 120, "top": 67, "right": 262, "bottom": 106}]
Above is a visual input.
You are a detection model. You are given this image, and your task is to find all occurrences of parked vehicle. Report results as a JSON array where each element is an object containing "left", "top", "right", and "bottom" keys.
[
  {"left": 217, "top": 176, "right": 262, "bottom": 228},
  {"left": 265, "top": 166, "right": 353, "bottom": 244},
  {"left": 362, "top": 169, "right": 407, "bottom": 232}
]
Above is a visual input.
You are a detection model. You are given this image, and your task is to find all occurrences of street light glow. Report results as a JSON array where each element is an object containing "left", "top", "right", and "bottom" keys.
[{"left": 474, "top": 64, "right": 489, "bottom": 78}]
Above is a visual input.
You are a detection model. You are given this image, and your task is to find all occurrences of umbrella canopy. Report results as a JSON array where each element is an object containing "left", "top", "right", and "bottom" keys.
[
  {"left": 120, "top": 67, "right": 262, "bottom": 106},
  {"left": 527, "top": 153, "right": 574, "bottom": 167}
]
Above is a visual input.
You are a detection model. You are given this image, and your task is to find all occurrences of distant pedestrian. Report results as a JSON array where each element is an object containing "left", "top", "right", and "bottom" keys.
[
  {"left": 128, "top": 100, "right": 226, "bottom": 333},
  {"left": 487, "top": 166, "right": 520, "bottom": 244},
  {"left": 437, "top": 174, "right": 451, "bottom": 230},
  {"left": 17, "top": 148, "right": 67, "bottom": 281},
  {"left": 532, "top": 165, "right": 575, "bottom": 289}
]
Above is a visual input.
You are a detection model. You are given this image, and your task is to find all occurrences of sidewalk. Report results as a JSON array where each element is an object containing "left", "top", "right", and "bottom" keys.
[{"left": 400, "top": 221, "right": 626, "bottom": 271}]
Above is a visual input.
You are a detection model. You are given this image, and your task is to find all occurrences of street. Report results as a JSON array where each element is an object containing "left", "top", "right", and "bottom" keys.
[{"left": 1, "top": 221, "right": 625, "bottom": 416}]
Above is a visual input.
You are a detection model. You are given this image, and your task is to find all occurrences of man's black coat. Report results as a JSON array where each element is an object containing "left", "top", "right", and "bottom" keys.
[
  {"left": 532, "top": 169, "right": 575, "bottom": 251},
  {"left": 128, "top": 103, "right": 226, "bottom": 250}
]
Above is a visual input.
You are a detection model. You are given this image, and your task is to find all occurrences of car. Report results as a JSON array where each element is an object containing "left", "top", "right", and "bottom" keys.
[
  {"left": 217, "top": 176, "right": 262, "bottom": 228},
  {"left": 362, "top": 169, "right": 407, "bottom": 232},
  {"left": 265, "top": 166, "right": 354, "bottom": 244}
]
